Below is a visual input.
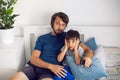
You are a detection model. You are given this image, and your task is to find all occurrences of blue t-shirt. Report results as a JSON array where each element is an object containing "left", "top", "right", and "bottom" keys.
[{"left": 29, "top": 32, "right": 66, "bottom": 66}]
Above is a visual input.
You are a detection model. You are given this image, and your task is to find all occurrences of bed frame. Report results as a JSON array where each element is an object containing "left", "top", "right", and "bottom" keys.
[
  {"left": 23, "top": 25, "right": 120, "bottom": 80},
  {"left": 23, "top": 25, "right": 120, "bottom": 63}
]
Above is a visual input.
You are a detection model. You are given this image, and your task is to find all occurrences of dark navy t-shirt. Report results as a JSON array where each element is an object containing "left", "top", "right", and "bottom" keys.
[{"left": 29, "top": 32, "right": 66, "bottom": 66}]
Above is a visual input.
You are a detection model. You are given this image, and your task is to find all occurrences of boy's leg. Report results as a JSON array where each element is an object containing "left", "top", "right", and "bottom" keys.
[
  {"left": 53, "top": 66, "right": 75, "bottom": 80},
  {"left": 64, "top": 66, "right": 75, "bottom": 80},
  {"left": 53, "top": 74, "right": 64, "bottom": 80}
]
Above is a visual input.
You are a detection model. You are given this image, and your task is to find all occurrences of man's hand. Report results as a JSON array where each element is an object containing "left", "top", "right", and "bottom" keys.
[
  {"left": 48, "top": 64, "right": 67, "bottom": 78},
  {"left": 84, "top": 57, "right": 92, "bottom": 68}
]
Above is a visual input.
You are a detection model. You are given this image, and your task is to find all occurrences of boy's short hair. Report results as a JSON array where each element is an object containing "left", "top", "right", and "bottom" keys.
[
  {"left": 51, "top": 12, "right": 69, "bottom": 28},
  {"left": 65, "top": 30, "right": 80, "bottom": 40}
]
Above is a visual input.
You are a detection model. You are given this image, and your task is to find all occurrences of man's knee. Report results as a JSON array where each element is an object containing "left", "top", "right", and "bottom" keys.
[
  {"left": 41, "top": 78, "right": 53, "bottom": 80},
  {"left": 9, "top": 71, "right": 28, "bottom": 80}
]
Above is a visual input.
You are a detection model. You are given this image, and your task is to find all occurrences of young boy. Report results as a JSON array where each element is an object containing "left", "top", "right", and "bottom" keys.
[{"left": 54, "top": 30, "right": 93, "bottom": 80}]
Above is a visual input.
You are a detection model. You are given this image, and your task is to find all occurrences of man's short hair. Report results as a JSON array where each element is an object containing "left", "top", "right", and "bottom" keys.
[{"left": 51, "top": 12, "right": 69, "bottom": 28}]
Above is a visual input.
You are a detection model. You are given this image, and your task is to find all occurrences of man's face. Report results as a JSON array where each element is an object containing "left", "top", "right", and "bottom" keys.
[{"left": 53, "top": 16, "right": 66, "bottom": 35}]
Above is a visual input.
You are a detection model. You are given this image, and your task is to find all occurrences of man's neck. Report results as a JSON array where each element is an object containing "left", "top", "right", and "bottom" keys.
[{"left": 51, "top": 31, "right": 56, "bottom": 35}]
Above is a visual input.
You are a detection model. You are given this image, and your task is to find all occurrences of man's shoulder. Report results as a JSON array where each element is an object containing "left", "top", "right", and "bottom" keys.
[
  {"left": 38, "top": 33, "right": 50, "bottom": 38},
  {"left": 37, "top": 32, "right": 66, "bottom": 40},
  {"left": 59, "top": 32, "right": 66, "bottom": 37},
  {"left": 62, "top": 32, "right": 66, "bottom": 35}
]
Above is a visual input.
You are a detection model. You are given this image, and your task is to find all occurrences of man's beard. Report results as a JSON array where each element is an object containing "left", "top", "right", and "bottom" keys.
[{"left": 53, "top": 29, "right": 63, "bottom": 35}]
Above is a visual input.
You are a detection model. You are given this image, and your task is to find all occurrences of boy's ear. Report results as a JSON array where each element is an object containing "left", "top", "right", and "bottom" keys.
[{"left": 76, "top": 38, "right": 79, "bottom": 40}]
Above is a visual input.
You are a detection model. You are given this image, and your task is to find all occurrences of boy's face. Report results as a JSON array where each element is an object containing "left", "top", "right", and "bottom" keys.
[
  {"left": 53, "top": 16, "right": 66, "bottom": 35},
  {"left": 67, "top": 38, "right": 77, "bottom": 50}
]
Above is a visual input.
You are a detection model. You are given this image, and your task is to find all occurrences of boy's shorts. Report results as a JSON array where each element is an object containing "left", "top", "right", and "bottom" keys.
[{"left": 22, "top": 65, "right": 54, "bottom": 80}]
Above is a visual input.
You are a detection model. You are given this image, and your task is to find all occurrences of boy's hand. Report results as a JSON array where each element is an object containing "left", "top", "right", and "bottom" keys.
[
  {"left": 74, "top": 39, "right": 80, "bottom": 51},
  {"left": 84, "top": 57, "right": 92, "bottom": 68}
]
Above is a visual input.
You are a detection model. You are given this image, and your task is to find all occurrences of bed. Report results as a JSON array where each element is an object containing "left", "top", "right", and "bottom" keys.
[{"left": 23, "top": 25, "right": 120, "bottom": 80}]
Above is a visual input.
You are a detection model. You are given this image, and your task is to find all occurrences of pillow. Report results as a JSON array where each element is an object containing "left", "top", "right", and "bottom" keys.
[
  {"left": 94, "top": 45, "right": 106, "bottom": 69},
  {"left": 84, "top": 37, "right": 97, "bottom": 51},
  {"left": 66, "top": 56, "right": 107, "bottom": 80}
]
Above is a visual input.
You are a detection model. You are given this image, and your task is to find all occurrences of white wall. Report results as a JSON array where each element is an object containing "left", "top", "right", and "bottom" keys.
[
  {"left": 14, "top": 0, "right": 120, "bottom": 35},
  {"left": 13, "top": 0, "right": 120, "bottom": 47},
  {"left": 66, "top": 26, "right": 120, "bottom": 47}
]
